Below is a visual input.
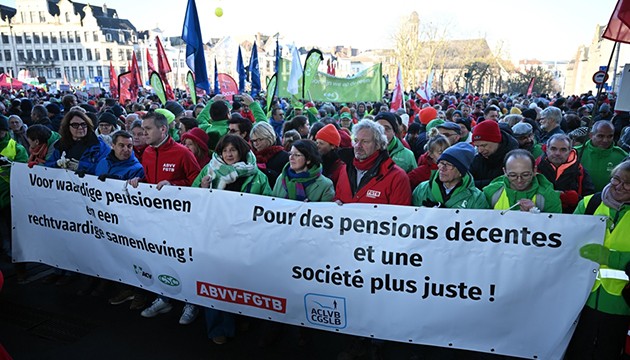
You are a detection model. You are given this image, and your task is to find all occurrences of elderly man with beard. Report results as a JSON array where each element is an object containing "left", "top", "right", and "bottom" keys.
[
  {"left": 512, "top": 122, "right": 543, "bottom": 158},
  {"left": 538, "top": 106, "right": 565, "bottom": 144},
  {"left": 536, "top": 134, "right": 595, "bottom": 213}
]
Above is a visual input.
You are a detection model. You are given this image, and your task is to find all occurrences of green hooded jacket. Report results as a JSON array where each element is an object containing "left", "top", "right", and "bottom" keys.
[
  {"left": 0, "top": 133, "right": 28, "bottom": 208},
  {"left": 388, "top": 136, "right": 417, "bottom": 173},
  {"left": 575, "top": 140, "right": 628, "bottom": 192},
  {"left": 197, "top": 100, "right": 267, "bottom": 150},
  {"left": 483, "top": 173, "right": 562, "bottom": 213},
  {"left": 412, "top": 171, "right": 488, "bottom": 209}
]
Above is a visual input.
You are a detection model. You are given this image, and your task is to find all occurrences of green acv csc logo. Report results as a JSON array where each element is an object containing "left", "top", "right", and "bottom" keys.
[{"left": 158, "top": 274, "right": 180, "bottom": 287}]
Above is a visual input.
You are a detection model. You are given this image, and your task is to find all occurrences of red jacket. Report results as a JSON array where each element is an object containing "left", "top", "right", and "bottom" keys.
[
  {"left": 334, "top": 150, "right": 411, "bottom": 205},
  {"left": 407, "top": 152, "right": 437, "bottom": 190},
  {"left": 142, "top": 137, "right": 201, "bottom": 186}
]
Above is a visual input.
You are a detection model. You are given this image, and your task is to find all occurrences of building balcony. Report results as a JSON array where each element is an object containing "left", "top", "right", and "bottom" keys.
[{"left": 16, "top": 58, "right": 56, "bottom": 67}]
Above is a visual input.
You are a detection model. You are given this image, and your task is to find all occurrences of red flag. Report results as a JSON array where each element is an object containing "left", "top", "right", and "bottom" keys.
[
  {"left": 146, "top": 49, "right": 156, "bottom": 80},
  {"left": 216, "top": 73, "right": 238, "bottom": 101},
  {"left": 155, "top": 36, "right": 175, "bottom": 100},
  {"left": 603, "top": 0, "right": 630, "bottom": 44},
  {"left": 327, "top": 59, "right": 333, "bottom": 75},
  {"left": 390, "top": 64, "right": 404, "bottom": 111},
  {"left": 132, "top": 51, "right": 142, "bottom": 86},
  {"left": 526, "top": 77, "right": 536, "bottom": 96},
  {"left": 109, "top": 61, "right": 118, "bottom": 98},
  {"left": 118, "top": 71, "right": 138, "bottom": 105}
]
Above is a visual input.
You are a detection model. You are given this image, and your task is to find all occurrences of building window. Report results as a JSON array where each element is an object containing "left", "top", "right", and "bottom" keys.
[
  {"left": 52, "top": 50, "right": 59, "bottom": 61},
  {"left": 17, "top": 50, "right": 25, "bottom": 61},
  {"left": 71, "top": 66, "right": 77, "bottom": 80},
  {"left": 68, "top": 31, "right": 74, "bottom": 43},
  {"left": 51, "top": 33, "right": 57, "bottom": 43},
  {"left": 55, "top": 67, "right": 61, "bottom": 78},
  {"left": 60, "top": 32, "right": 66, "bottom": 43},
  {"left": 25, "top": 34, "right": 32, "bottom": 44},
  {"left": 64, "top": 66, "right": 70, "bottom": 79},
  {"left": 94, "top": 49, "right": 100, "bottom": 60},
  {"left": 46, "top": 68, "right": 53, "bottom": 79},
  {"left": 3, "top": 50, "right": 10, "bottom": 61},
  {"left": 37, "top": 68, "right": 44, "bottom": 77},
  {"left": 88, "top": 66, "right": 94, "bottom": 79},
  {"left": 44, "top": 49, "right": 51, "bottom": 60},
  {"left": 126, "top": 49, "right": 132, "bottom": 60},
  {"left": 86, "top": 49, "right": 92, "bottom": 61},
  {"left": 34, "top": 34, "right": 40, "bottom": 43},
  {"left": 39, "top": 11, "right": 46, "bottom": 22},
  {"left": 97, "top": 66, "right": 103, "bottom": 78},
  {"left": 26, "top": 50, "right": 33, "bottom": 61},
  {"left": 77, "top": 49, "right": 83, "bottom": 60},
  {"left": 106, "top": 49, "right": 112, "bottom": 61},
  {"left": 62, "top": 50, "right": 68, "bottom": 61},
  {"left": 65, "top": 12, "right": 70, "bottom": 22},
  {"left": 75, "top": 32, "right": 81, "bottom": 43},
  {"left": 93, "top": 32, "right": 99, "bottom": 42},
  {"left": 0, "top": 34, "right": 7, "bottom": 43},
  {"left": 119, "top": 67, "right": 125, "bottom": 74},
  {"left": 118, "top": 50, "right": 124, "bottom": 61},
  {"left": 79, "top": 67, "right": 85, "bottom": 80},
  {"left": 35, "top": 50, "right": 42, "bottom": 60},
  {"left": 15, "top": 34, "right": 22, "bottom": 44},
  {"left": 43, "top": 34, "right": 49, "bottom": 43},
  {"left": 69, "top": 49, "right": 76, "bottom": 61},
  {"left": 106, "top": 33, "right": 112, "bottom": 42},
  {"left": 84, "top": 32, "right": 90, "bottom": 43}
]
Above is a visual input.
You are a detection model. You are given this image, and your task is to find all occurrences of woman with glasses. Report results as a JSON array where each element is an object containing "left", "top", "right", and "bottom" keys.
[
  {"left": 272, "top": 139, "right": 334, "bottom": 202},
  {"left": 567, "top": 160, "right": 630, "bottom": 359},
  {"left": 483, "top": 149, "right": 561, "bottom": 213},
  {"left": 250, "top": 122, "right": 289, "bottom": 186},
  {"left": 45, "top": 110, "right": 110, "bottom": 175}
]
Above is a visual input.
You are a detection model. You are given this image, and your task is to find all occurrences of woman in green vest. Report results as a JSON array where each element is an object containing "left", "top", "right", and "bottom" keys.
[
  {"left": 567, "top": 160, "right": 630, "bottom": 359},
  {"left": 483, "top": 149, "right": 562, "bottom": 213}
]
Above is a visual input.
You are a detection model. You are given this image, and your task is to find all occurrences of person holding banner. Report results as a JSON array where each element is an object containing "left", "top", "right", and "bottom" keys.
[
  {"left": 335, "top": 119, "right": 411, "bottom": 205},
  {"left": 412, "top": 142, "right": 487, "bottom": 209},
  {"left": 193, "top": 134, "right": 271, "bottom": 345},
  {"left": 483, "top": 149, "right": 561, "bottom": 213},
  {"left": 567, "top": 160, "right": 630, "bottom": 359}
]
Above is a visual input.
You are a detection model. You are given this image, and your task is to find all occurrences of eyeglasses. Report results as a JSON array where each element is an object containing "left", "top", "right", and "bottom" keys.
[
  {"left": 228, "top": 128, "right": 239, "bottom": 134},
  {"left": 250, "top": 138, "right": 262, "bottom": 145},
  {"left": 289, "top": 152, "right": 304, "bottom": 158},
  {"left": 611, "top": 176, "right": 630, "bottom": 191},
  {"left": 69, "top": 123, "right": 88, "bottom": 129},
  {"left": 437, "top": 161, "right": 455, "bottom": 170},
  {"left": 506, "top": 172, "right": 533, "bottom": 180}
]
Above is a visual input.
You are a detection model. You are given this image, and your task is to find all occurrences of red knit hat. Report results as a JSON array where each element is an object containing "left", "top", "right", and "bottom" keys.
[
  {"left": 316, "top": 124, "right": 341, "bottom": 147},
  {"left": 419, "top": 107, "right": 437, "bottom": 125},
  {"left": 472, "top": 120, "right": 501, "bottom": 143},
  {"left": 181, "top": 127, "right": 209, "bottom": 154}
]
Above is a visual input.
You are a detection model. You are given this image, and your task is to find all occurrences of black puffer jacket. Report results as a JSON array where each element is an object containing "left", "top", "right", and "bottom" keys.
[{"left": 470, "top": 130, "right": 519, "bottom": 189}]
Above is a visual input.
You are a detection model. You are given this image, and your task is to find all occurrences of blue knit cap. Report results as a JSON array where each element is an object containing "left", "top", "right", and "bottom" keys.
[{"left": 438, "top": 142, "right": 475, "bottom": 176}]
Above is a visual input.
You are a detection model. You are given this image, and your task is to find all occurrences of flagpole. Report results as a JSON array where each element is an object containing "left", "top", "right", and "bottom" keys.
[{"left": 593, "top": 41, "right": 617, "bottom": 118}]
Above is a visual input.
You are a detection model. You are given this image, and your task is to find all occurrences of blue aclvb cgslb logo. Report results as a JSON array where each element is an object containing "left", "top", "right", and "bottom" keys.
[{"left": 304, "top": 293, "right": 346, "bottom": 329}]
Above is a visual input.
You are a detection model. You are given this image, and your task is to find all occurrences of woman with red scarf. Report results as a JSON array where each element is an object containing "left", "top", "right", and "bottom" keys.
[{"left": 250, "top": 122, "right": 289, "bottom": 187}]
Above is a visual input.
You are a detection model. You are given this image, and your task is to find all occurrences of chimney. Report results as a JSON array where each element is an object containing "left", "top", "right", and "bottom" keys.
[{"left": 102, "top": 4, "right": 108, "bottom": 16}]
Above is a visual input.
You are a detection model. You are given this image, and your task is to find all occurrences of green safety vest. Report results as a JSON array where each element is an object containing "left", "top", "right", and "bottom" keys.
[
  {"left": 492, "top": 187, "right": 537, "bottom": 210},
  {"left": 0, "top": 138, "right": 17, "bottom": 183},
  {"left": 585, "top": 194, "right": 630, "bottom": 296}
]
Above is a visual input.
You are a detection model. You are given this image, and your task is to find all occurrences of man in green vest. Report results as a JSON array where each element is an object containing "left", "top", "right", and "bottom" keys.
[
  {"left": 483, "top": 149, "right": 561, "bottom": 213},
  {"left": 576, "top": 120, "right": 628, "bottom": 192}
]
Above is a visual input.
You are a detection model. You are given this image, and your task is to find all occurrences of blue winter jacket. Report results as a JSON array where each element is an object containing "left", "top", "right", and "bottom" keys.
[{"left": 95, "top": 150, "right": 145, "bottom": 180}]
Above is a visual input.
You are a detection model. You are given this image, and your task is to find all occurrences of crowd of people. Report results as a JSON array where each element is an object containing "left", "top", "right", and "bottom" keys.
[{"left": 1, "top": 87, "right": 630, "bottom": 359}]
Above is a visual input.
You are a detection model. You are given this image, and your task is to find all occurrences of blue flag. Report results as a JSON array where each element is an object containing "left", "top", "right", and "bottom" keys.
[
  {"left": 181, "top": 0, "right": 209, "bottom": 94},
  {"left": 214, "top": 58, "right": 220, "bottom": 95},
  {"left": 249, "top": 42, "right": 261, "bottom": 98},
  {"left": 237, "top": 46, "right": 246, "bottom": 92}
]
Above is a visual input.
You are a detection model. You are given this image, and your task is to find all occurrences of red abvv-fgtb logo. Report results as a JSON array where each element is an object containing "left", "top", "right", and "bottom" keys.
[{"left": 197, "top": 281, "right": 287, "bottom": 313}]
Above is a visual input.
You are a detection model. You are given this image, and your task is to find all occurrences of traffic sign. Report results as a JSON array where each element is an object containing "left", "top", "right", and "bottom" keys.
[
  {"left": 94, "top": 76, "right": 103, "bottom": 83},
  {"left": 593, "top": 71, "right": 609, "bottom": 85}
]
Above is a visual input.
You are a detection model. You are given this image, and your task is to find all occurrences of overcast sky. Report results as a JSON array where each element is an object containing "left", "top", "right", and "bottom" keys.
[{"left": 5, "top": 0, "right": 620, "bottom": 63}]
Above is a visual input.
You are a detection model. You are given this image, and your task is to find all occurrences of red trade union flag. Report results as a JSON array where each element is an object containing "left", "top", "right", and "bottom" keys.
[
  {"left": 109, "top": 61, "right": 118, "bottom": 98},
  {"left": 132, "top": 52, "right": 142, "bottom": 86},
  {"left": 603, "top": 0, "right": 630, "bottom": 44},
  {"left": 146, "top": 49, "right": 156, "bottom": 79},
  {"left": 156, "top": 36, "right": 175, "bottom": 100},
  {"left": 390, "top": 64, "right": 404, "bottom": 111}
]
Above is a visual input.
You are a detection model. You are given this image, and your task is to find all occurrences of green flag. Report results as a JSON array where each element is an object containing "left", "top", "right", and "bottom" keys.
[
  {"left": 266, "top": 73, "right": 277, "bottom": 114},
  {"left": 150, "top": 71, "right": 167, "bottom": 105},
  {"left": 302, "top": 49, "right": 323, "bottom": 99},
  {"left": 277, "top": 59, "right": 382, "bottom": 102},
  {"left": 186, "top": 71, "right": 197, "bottom": 105}
]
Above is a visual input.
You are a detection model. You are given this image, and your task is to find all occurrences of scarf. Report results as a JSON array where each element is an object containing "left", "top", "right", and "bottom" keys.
[
  {"left": 602, "top": 183, "right": 626, "bottom": 211},
  {"left": 353, "top": 150, "right": 381, "bottom": 171},
  {"left": 281, "top": 164, "right": 322, "bottom": 201},
  {"left": 28, "top": 143, "right": 49, "bottom": 167},
  {"left": 387, "top": 136, "right": 402, "bottom": 155},
  {"left": 207, "top": 151, "right": 258, "bottom": 190},
  {"left": 255, "top": 145, "right": 284, "bottom": 166}
]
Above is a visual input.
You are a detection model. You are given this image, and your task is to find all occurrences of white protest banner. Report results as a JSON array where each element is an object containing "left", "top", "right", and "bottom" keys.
[{"left": 11, "top": 163, "right": 605, "bottom": 359}]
